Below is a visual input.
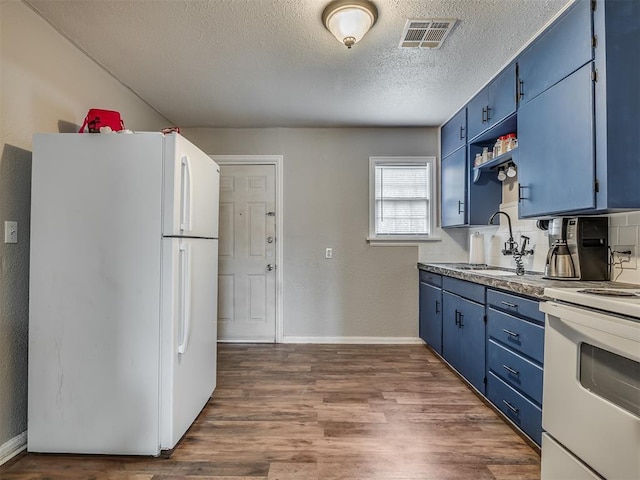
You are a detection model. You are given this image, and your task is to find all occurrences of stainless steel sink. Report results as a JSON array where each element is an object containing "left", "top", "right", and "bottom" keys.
[
  {"left": 449, "top": 264, "right": 491, "bottom": 270},
  {"left": 465, "top": 269, "right": 517, "bottom": 276}
]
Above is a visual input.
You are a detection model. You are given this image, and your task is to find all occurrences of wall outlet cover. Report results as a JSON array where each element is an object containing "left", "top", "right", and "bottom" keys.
[{"left": 613, "top": 245, "right": 637, "bottom": 270}]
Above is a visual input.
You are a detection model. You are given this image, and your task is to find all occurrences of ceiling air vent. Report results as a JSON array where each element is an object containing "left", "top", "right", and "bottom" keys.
[{"left": 399, "top": 18, "right": 457, "bottom": 49}]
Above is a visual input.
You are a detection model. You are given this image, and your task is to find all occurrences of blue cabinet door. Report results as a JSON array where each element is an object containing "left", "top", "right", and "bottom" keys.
[
  {"left": 442, "top": 291, "right": 485, "bottom": 394},
  {"left": 441, "top": 148, "right": 466, "bottom": 227},
  {"left": 419, "top": 282, "right": 442, "bottom": 354},
  {"left": 467, "top": 87, "right": 490, "bottom": 141},
  {"left": 518, "top": 63, "right": 595, "bottom": 217},
  {"left": 467, "top": 64, "right": 517, "bottom": 141},
  {"left": 442, "top": 292, "right": 462, "bottom": 372},
  {"left": 487, "top": 63, "right": 517, "bottom": 129},
  {"left": 457, "top": 298, "right": 486, "bottom": 394},
  {"left": 441, "top": 108, "right": 467, "bottom": 158},
  {"left": 517, "top": 0, "right": 592, "bottom": 107}
]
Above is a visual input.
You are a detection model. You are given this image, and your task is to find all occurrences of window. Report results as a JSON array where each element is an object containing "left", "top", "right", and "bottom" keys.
[{"left": 369, "top": 156, "right": 436, "bottom": 242}]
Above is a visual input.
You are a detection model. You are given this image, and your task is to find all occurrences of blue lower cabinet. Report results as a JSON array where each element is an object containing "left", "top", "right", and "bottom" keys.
[
  {"left": 421, "top": 275, "right": 544, "bottom": 446},
  {"left": 487, "top": 372, "right": 542, "bottom": 445},
  {"left": 442, "top": 291, "right": 485, "bottom": 395},
  {"left": 419, "top": 280, "right": 443, "bottom": 354}
]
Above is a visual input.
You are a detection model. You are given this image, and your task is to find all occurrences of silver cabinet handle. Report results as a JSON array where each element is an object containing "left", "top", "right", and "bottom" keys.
[
  {"left": 502, "top": 365, "right": 519, "bottom": 376},
  {"left": 502, "top": 400, "right": 519, "bottom": 414},
  {"left": 501, "top": 301, "right": 517, "bottom": 308},
  {"left": 502, "top": 329, "right": 519, "bottom": 338}
]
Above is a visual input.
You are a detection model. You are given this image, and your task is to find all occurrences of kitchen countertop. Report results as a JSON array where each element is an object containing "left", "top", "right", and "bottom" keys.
[{"left": 418, "top": 263, "right": 639, "bottom": 300}]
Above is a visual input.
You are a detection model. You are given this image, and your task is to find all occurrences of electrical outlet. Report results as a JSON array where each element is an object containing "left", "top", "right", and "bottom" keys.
[
  {"left": 325, "top": 248, "right": 333, "bottom": 259},
  {"left": 612, "top": 245, "right": 637, "bottom": 270}
]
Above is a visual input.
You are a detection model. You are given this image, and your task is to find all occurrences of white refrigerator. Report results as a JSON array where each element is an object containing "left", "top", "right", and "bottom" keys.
[{"left": 28, "top": 132, "right": 219, "bottom": 455}]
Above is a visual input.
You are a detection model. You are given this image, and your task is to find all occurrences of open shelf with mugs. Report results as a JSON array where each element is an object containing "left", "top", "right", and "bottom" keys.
[
  {"left": 469, "top": 113, "right": 518, "bottom": 184},
  {"left": 473, "top": 148, "right": 518, "bottom": 183}
]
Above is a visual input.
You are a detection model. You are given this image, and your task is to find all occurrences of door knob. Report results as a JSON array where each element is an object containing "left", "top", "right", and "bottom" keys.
[
  {"left": 266, "top": 236, "right": 274, "bottom": 243},
  {"left": 266, "top": 264, "right": 275, "bottom": 271}
]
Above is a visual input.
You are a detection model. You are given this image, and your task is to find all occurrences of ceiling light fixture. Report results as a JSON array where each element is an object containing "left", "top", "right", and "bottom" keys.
[{"left": 322, "top": 0, "right": 378, "bottom": 49}]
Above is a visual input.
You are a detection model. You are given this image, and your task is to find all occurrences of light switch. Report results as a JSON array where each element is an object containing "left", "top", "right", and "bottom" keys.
[{"left": 4, "top": 221, "right": 18, "bottom": 244}]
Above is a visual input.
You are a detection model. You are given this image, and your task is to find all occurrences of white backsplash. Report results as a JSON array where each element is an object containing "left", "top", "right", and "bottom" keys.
[
  {"left": 471, "top": 201, "right": 548, "bottom": 273},
  {"left": 421, "top": 201, "right": 640, "bottom": 285},
  {"left": 607, "top": 211, "right": 640, "bottom": 284}
]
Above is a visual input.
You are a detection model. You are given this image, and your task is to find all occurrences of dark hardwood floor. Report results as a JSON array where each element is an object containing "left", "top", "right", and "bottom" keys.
[{"left": 1, "top": 344, "right": 540, "bottom": 479}]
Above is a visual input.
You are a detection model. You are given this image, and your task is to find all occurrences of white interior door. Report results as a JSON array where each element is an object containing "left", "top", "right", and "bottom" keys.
[{"left": 218, "top": 164, "right": 276, "bottom": 342}]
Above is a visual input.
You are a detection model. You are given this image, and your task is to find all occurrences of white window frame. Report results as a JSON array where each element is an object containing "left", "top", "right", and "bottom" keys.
[{"left": 368, "top": 156, "right": 440, "bottom": 245}]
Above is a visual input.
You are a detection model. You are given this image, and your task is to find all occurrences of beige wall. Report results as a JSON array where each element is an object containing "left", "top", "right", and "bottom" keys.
[
  {"left": 0, "top": 0, "right": 168, "bottom": 456},
  {"left": 184, "top": 127, "right": 443, "bottom": 340}
]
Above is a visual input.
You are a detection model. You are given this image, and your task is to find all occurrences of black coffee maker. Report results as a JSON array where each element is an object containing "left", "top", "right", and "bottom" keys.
[{"left": 544, "top": 217, "right": 609, "bottom": 280}]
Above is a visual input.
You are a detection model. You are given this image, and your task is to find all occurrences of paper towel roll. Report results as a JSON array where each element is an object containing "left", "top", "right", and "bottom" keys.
[{"left": 469, "top": 232, "right": 485, "bottom": 265}]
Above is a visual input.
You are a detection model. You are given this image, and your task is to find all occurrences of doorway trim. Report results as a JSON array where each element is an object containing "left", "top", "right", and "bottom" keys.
[{"left": 211, "top": 155, "right": 284, "bottom": 343}]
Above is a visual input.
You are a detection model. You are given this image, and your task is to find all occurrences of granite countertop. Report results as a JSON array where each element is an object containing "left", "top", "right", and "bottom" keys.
[{"left": 417, "top": 262, "right": 639, "bottom": 300}]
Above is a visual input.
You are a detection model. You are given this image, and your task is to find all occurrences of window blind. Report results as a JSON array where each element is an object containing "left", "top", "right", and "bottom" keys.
[{"left": 374, "top": 164, "right": 430, "bottom": 235}]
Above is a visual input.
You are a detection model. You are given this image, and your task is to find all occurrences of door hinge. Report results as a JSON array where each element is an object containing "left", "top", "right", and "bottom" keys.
[
  {"left": 591, "top": 0, "right": 596, "bottom": 12},
  {"left": 595, "top": 179, "right": 600, "bottom": 193},
  {"left": 483, "top": 314, "right": 487, "bottom": 324},
  {"left": 592, "top": 69, "right": 598, "bottom": 82},
  {"left": 592, "top": 35, "right": 598, "bottom": 48}
]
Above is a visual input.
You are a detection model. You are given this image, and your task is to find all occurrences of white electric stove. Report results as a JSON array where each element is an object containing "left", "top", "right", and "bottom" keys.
[{"left": 540, "top": 285, "right": 640, "bottom": 479}]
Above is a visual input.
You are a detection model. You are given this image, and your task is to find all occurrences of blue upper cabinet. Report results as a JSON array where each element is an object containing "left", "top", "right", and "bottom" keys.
[
  {"left": 518, "top": 63, "right": 595, "bottom": 217},
  {"left": 592, "top": 0, "right": 640, "bottom": 211},
  {"left": 441, "top": 147, "right": 466, "bottom": 227},
  {"left": 441, "top": 108, "right": 467, "bottom": 158},
  {"left": 517, "top": 0, "right": 640, "bottom": 217},
  {"left": 467, "top": 64, "right": 517, "bottom": 141},
  {"left": 517, "top": 0, "right": 593, "bottom": 108},
  {"left": 439, "top": 0, "right": 639, "bottom": 221}
]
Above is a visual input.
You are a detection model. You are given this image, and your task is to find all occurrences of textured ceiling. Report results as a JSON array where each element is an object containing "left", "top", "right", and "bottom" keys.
[{"left": 25, "top": 0, "right": 572, "bottom": 128}]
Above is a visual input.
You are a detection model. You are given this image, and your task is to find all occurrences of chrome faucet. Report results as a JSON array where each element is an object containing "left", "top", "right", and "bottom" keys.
[
  {"left": 488, "top": 211, "right": 517, "bottom": 255},
  {"left": 488, "top": 211, "right": 534, "bottom": 275}
]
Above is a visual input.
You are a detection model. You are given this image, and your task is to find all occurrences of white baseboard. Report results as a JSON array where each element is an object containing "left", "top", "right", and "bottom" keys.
[
  {"left": 0, "top": 431, "right": 27, "bottom": 467},
  {"left": 218, "top": 338, "right": 275, "bottom": 344},
  {"left": 281, "top": 336, "right": 424, "bottom": 345}
]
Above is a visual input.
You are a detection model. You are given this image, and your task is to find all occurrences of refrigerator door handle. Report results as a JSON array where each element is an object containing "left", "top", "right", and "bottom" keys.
[
  {"left": 180, "top": 155, "right": 193, "bottom": 233},
  {"left": 177, "top": 242, "right": 192, "bottom": 354}
]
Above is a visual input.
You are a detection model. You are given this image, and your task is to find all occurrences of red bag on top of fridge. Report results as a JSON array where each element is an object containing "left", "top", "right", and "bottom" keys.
[{"left": 78, "top": 109, "right": 125, "bottom": 133}]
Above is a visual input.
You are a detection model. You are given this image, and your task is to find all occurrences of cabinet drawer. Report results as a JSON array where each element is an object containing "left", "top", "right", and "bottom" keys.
[
  {"left": 487, "top": 309, "right": 544, "bottom": 364},
  {"left": 487, "top": 339, "right": 543, "bottom": 404},
  {"left": 487, "top": 289, "right": 544, "bottom": 323},
  {"left": 419, "top": 270, "right": 442, "bottom": 287},
  {"left": 442, "top": 277, "right": 484, "bottom": 304},
  {"left": 487, "top": 372, "right": 542, "bottom": 446}
]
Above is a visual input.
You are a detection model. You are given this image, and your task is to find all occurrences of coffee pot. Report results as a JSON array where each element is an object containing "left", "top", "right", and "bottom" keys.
[{"left": 545, "top": 240, "right": 576, "bottom": 279}]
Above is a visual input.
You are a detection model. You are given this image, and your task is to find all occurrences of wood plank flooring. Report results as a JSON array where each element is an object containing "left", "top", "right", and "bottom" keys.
[{"left": 1, "top": 344, "right": 541, "bottom": 479}]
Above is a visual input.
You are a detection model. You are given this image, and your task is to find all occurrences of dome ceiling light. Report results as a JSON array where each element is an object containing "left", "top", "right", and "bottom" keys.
[{"left": 322, "top": 0, "right": 378, "bottom": 49}]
